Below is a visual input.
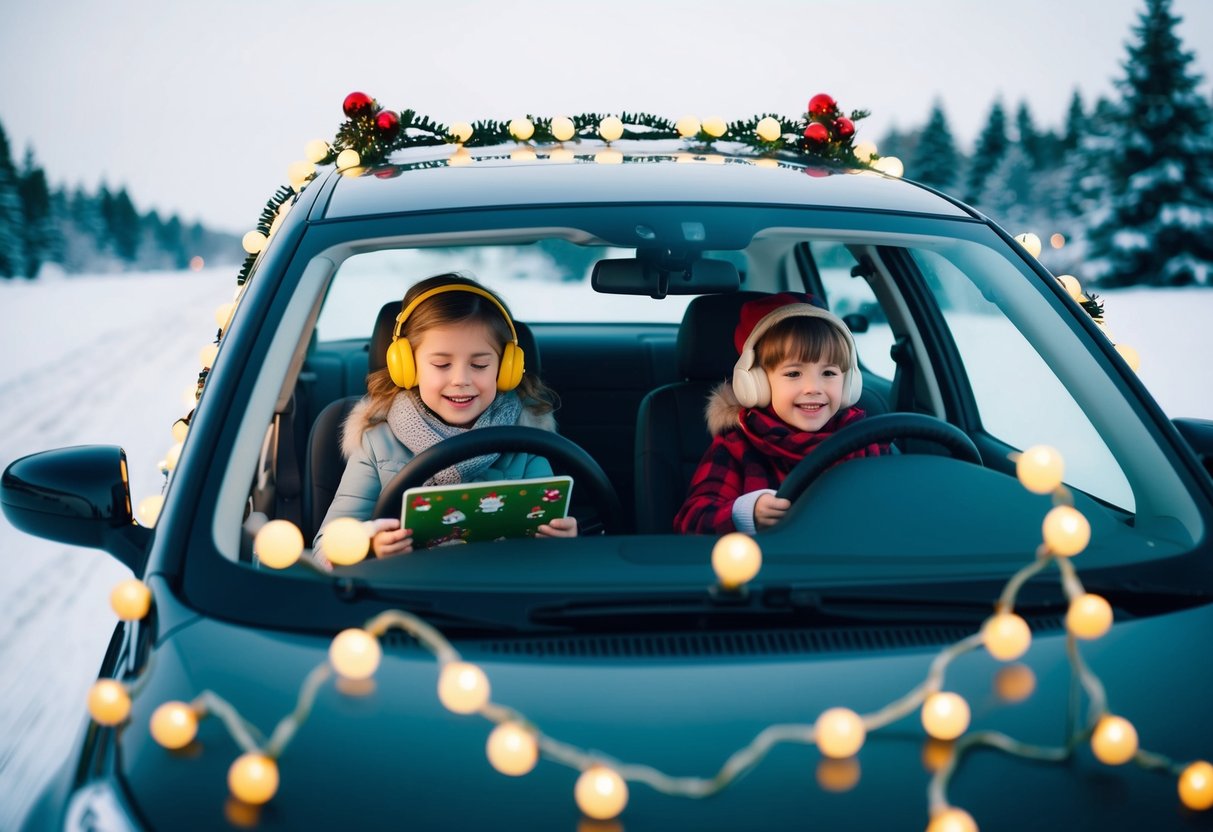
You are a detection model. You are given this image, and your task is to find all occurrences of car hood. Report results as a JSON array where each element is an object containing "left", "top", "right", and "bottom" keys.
[{"left": 116, "top": 601, "right": 1213, "bottom": 830}]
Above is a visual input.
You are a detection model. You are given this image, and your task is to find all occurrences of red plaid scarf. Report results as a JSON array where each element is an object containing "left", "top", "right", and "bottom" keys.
[{"left": 673, "top": 405, "right": 883, "bottom": 534}]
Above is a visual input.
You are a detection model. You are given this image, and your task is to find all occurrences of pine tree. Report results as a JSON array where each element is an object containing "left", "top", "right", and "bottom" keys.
[
  {"left": 909, "top": 101, "right": 960, "bottom": 191},
  {"left": 0, "top": 119, "right": 28, "bottom": 279},
  {"left": 1015, "top": 102, "right": 1045, "bottom": 168},
  {"left": 1061, "top": 90, "right": 1086, "bottom": 154},
  {"left": 1085, "top": 0, "right": 1213, "bottom": 286},
  {"left": 965, "top": 100, "right": 1010, "bottom": 205},
  {"left": 18, "top": 149, "right": 57, "bottom": 278}
]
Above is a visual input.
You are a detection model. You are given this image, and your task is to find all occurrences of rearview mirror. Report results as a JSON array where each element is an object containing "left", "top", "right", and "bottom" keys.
[{"left": 591, "top": 255, "right": 740, "bottom": 298}]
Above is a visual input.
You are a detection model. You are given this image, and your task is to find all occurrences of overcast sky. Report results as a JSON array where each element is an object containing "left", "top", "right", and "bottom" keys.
[{"left": 2, "top": 0, "right": 1211, "bottom": 234}]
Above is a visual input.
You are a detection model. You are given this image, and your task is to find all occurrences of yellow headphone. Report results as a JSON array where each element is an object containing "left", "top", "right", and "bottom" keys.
[{"left": 385, "top": 284, "right": 525, "bottom": 391}]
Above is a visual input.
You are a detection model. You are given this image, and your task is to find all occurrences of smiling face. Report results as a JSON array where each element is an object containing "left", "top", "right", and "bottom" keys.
[
  {"left": 412, "top": 321, "right": 500, "bottom": 425},
  {"left": 766, "top": 358, "right": 845, "bottom": 432}
]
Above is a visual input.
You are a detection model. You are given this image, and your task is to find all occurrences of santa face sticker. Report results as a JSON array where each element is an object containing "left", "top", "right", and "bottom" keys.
[
  {"left": 527, "top": 506, "right": 546, "bottom": 519},
  {"left": 442, "top": 508, "right": 467, "bottom": 525},
  {"left": 477, "top": 492, "right": 505, "bottom": 513},
  {"left": 412, "top": 496, "right": 432, "bottom": 512}
]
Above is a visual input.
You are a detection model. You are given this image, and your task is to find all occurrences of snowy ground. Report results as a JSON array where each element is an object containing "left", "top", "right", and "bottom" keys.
[{"left": 0, "top": 269, "right": 1209, "bottom": 827}]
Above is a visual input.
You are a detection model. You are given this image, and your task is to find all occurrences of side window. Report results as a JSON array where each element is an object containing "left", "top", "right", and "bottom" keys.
[{"left": 809, "top": 242, "right": 896, "bottom": 381}]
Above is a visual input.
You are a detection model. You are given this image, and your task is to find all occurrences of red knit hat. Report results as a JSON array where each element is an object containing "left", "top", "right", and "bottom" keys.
[{"left": 732, "top": 292, "right": 827, "bottom": 355}]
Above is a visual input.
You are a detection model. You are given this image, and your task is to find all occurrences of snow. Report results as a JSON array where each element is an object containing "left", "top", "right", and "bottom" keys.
[{"left": 0, "top": 269, "right": 1209, "bottom": 827}]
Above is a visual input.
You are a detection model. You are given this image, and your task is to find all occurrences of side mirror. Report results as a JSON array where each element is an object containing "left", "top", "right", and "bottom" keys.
[
  {"left": 1, "top": 445, "right": 151, "bottom": 573},
  {"left": 1173, "top": 418, "right": 1213, "bottom": 480}
]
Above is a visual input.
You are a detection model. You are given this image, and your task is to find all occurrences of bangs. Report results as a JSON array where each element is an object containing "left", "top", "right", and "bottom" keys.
[{"left": 756, "top": 317, "right": 851, "bottom": 370}]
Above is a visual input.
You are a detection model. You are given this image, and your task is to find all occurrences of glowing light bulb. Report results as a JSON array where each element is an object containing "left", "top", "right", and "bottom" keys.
[
  {"left": 1042, "top": 505, "right": 1090, "bottom": 557},
  {"left": 215, "top": 302, "right": 236, "bottom": 329},
  {"left": 922, "top": 692, "right": 971, "bottom": 741},
  {"left": 702, "top": 117, "right": 727, "bottom": 138},
  {"left": 675, "top": 116, "right": 701, "bottom": 138},
  {"left": 200, "top": 343, "right": 219, "bottom": 370},
  {"left": 228, "top": 753, "right": 279, "bottom": 805},
  {"left": 1179, "top": 760, "right": 1213, "bottom": 811},
  {"left": 88, "top": 679, "right": 131, "bottom": 725},
  {"left": 1056, "top": 274, "right": 1083, "bottom": 299},
  {"left": 712, "top": 533, "right": 762, "bottom": 590},
  {"left": 287, "top": 160, "right": 316, "bottom": 188},
  {"left": 171, "top": 419, "right": 189, "bottom": 442},
  {"left": 509, "top": 118, "right": 535, "bottom": 141},
  {"left": 335, "top": 148, "right": 361, "bottom": 170},
  {"left": 1066, "top": 593, "right": 1112, "bottom": 639},
  {"left": 110, "top": 579, "right": 151, "bottom": 621},
  {"left": 150, "top": 701, "right": 198, "bottom": 749},
  {"left": 994, "top": 664, "right": 1036, "bottom": 703},
  {"left": 253, "top": 519, "right": 303, "bottom": 570},
  {"left": 927, "top": 807, "right": 978, "bottom": 832},
  {"left": 241, "top": 231, "right": 266, "bottom": 255},
  {"left": 594, "top": 149, "right": 623, "bottom": 165},
  {"left": 982, "top": 612, "right": 1031, "bottom": 661},
  {"left": 872, "top": 156, "right": 904, "bottom": 178},
  {"left": 1115, "top": 343, "right": 1141, "bottom": 372},
  {"left": 164, "top": 441, "right": 183, "bottom": 472},
  {"left": 304, "top": 139, "right": 330, "bottom": 164},
  {"left": 815, "top": 707, "right": 866, "bottom": 759},
  {"left": 438, "top": 661, "right": 490, "bottom": 714},
  {"left": 137, "top": 494, "right": 164, "bottom": 527},
  {"left": 449, "top": 122, "right": 473, "bottom": 143},
  {"left": 598, "top": 116, "right": 624, "bottom": 142},
  {"left": 550, "top": 117, "right": 576, "bottom": 142},
  {"left": 853, "top": 140, "right": 877, "bottom": 162},
  {"left": 321, "top": 516, "right": 370, "bottom": 565},
  {"left": 1091, "top": 715, "right": 1138, "bottom": 765},
  {"left": 1050, "top": 233, "right": 1066, "bottom": 249},
  {"left": 816, "top": 758, "right": 861, "bottom": 792},
  {"left": 1016, "top": 445, "right": 1064, "bottom": 494},
  {"left": 329, "top": 628, "right": 382, "bottom": 681},
  {"left": 1015, "top": 232, "right": 1042, "bottom": 259},
  {"left": 486, "top": 721, "right": 539, "bottom": 776},
  {"left": 575, "top": 765, "right": 628, "bottom": 820},
  {"left": 755, "top": 117, "right": 782, "bottom": 143}
]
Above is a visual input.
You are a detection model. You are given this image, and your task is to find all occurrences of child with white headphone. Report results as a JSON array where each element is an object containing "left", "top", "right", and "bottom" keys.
[
  {"left": 674, "top": 292, "right": 885, "bottom": 535},
  {"left": 315, "top": 274, "right": 578, "bottom": 559}
]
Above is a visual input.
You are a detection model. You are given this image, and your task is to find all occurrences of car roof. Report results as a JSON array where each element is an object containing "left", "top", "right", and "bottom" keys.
[{"left": 317, "top": 141, "right": 975, "bottom": 222}]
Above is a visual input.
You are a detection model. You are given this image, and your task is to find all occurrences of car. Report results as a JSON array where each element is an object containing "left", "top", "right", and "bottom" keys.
[{"left": 4, "top": 98, "right": 1213, "bottom": 831}]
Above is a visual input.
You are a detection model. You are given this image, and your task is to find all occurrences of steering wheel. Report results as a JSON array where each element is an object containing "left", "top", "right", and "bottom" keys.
[
  {"left": 372, "top": 426, "right": 624, "bottom": 534},
  {"left": 775, "top": 413, "right": 982, "bottom": 504}
]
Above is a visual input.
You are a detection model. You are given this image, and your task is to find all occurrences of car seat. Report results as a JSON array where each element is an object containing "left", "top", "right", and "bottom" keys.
[{"left": 304, "top": 300, "right": 541, "bottom": 540}]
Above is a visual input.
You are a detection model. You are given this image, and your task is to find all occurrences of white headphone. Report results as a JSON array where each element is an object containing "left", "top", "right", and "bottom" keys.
[{"left": 731, "top": 304, "right": 863, "bottom": 409}]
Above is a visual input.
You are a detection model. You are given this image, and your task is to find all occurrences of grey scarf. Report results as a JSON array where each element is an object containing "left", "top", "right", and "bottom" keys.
[{"left": 386, "top": 389, "right": 523, "bottom": 485}]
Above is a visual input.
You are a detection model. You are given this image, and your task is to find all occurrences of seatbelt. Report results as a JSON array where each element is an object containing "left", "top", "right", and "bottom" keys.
[{"left": 889, "top": 336, "right": 916, "bottom": 414}]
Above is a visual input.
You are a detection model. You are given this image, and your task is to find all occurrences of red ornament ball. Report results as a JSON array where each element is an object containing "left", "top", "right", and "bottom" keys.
[
  {"left": 803, "top": 122, "right": 829, "bottom": 143},
  {"left": 808, "top": 94, "right": 837, "bottom": 117},
  {"left": 343, "top": 91, "right": 374, "bottom": 119},
  {"left": 834, "top": 117, "right": 855, "bottom": 138},
  {"left": 375, "top": 109, "right": 401, "bottom": 138}
]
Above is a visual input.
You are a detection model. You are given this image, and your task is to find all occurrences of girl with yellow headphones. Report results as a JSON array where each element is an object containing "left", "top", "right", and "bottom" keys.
[{"left": 315, "top": 274, "right": 577, "bottom": 558}]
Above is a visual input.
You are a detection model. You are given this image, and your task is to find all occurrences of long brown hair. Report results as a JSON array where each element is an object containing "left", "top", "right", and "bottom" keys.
[{"left": 363, "top": 273, "right": 557, "bottom": 423}]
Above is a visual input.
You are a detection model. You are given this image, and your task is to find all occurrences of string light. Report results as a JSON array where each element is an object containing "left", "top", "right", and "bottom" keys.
[
  {"left": 922, "top": 693, "right": 971, "bottom": 741},
  {"left": 437, "top": 661, "right": 490, "bottom": 714},
  {"left": 150, "top": 702, "right": 199, "bottom": 749},
  {"left": 1180, "top": 761, "right": 1213, "bottom": 811},
  {"left": 815, "top": 707, "right": 866, "bottom": 759},
  {"left": 137, "top": 494, "right": 164, "bottom": 527},
  {"left": 304, "top": 139, "right": 330, "bottom": 164},
  {"left": 287, "top": 160, "right": 316, "bottom": 190},
  {"left": 110, "top": 579, "right": 151, "bottom": 621},
  {"left": 164, "top": 441, "right": 183, "bottom": 472},
  {"left": 598, "top": 116, "right": 624, "bottom": 142},
  {"left": 253, "top": 519, "right": 304, "bottom": 569},
  {"left": 241, "top": 231, "right": 266, "bottom": 255},
  {"left": 1042, "top": 506, "right": 1090, "bottom": 556},
  {"left": 329, "top": 629, "right": 381, "bottom": 681},
  {"left": 486, "top": 722, "right": 539, "bottom": 776},
  {"left": 199, "top": 343, "right": 219, "bottom": 370},
  {"left": 1115, "top": 343, "right": 1141, "bottom": 372},
  {"left": 1091, "top": 715, "right": 1139, "bottom": 765},
  {"left": 853, "top": 140, "right": 877, "bottom": 162},
  {"left": 711, "top": 532, "right": 762, "bottom": 590},
  {"left": 701, "top": 117, "right": 727, "bottom": 138},
  {"left": 508, "top": 118, "right": 535, "bottom": 141},
  {"left": 1014, "top": 232, "right": 1042, "bottom": 259},
  {"left": 87, "top": 680, "right": 131, "bottom": 726},
  {"left": 1056, "top": 274, "right": 1083, "bottom": 300},
  {"left": 927, "top": 808, "right": 978, "bottom": 832},
  {"left": 755, "top": 117, "right": 781, "bottom": 142},
  {"left": 319, "top": 516, "right": 370, "bottom": 565},
  {"left": 981, "top": 613, "right": 1031, "bottom": 661},
  {"left": 872, "top": 155, "right": 904, "bottom": 177},
  {"left": 171, "top": 418, "right": 190, "bottom": 442},
  {"left": 449, "top": 122, "right": 473, "bottom": 143},
  {"left": 575, "top": 766, "right": 629, "bottom": 820},
  {"left": 550, "top": 117, "right": 576, "bottom": 142},
  {"left": 675, "top": 116, "right": 701, "bottom": 138},
  {"left": 335, "top": 149, "right": 361, "bottom": 170},
  {"left": 1065, "top": 593, "right": 1113, "bottom": 640},
  {"left": 1015, "top": 445, "right": 1064, "bottom": 494},
  {"left": 228, "top": 753, "right": 280, "bottom": 805}
]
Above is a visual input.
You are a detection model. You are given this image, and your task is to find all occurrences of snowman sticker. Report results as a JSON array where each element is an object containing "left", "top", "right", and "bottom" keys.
[
  {"left": 441, "top": 507, "right": 467, "bottom": 525},
  {"left": 477, "top": 492, "right": 506, "bottom": 513}
]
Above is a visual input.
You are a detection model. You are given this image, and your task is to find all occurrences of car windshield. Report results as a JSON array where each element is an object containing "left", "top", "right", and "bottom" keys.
[{"left": 200, "top": 199, "right": 1204, "bottom": 622}]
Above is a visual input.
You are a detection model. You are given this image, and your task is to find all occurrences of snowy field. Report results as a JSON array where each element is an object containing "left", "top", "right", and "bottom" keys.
[{"left": 0, "top": 268, "right": 1210, "bottom": 827}]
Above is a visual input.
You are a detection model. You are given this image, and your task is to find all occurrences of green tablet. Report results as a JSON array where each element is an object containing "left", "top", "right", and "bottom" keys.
[{"left": 401, "top": 475, "right": 574, "bottom": 549}]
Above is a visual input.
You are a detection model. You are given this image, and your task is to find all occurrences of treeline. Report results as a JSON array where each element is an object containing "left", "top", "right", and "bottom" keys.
[
  {"left": 0, "top": 119, "right": 238, "bottom": 279},
  {"left": 877, "top": 0, "right": 1213, "bottom": 287}
]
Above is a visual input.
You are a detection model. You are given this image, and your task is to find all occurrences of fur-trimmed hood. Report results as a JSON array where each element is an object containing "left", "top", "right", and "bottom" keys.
[
  {"left": 340, "top": 394, "right": 557, "bottom": 459},
  {"left": 704, "top": 381, "right": 745, "bottom": 437}
]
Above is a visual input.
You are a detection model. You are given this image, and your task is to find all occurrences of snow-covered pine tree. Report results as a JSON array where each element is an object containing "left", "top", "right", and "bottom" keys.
[
  {"left": 0, "top": 119, "right": 29, "bottom": 279},
  {"left": 909, "top": 101, "right": 959, "bottom": 191},
  {"left": 18, "top": 149, "right": 57, "bottom": 278},
  {"left": 964, "top": 100, "right": 1010, "bottom": 205},
  {"left": 1061, "top": 90, "right": 1086, "bottom": 155},
  {"left": 1085, "top": 0, "right": 1213, "bottom": 286}
]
